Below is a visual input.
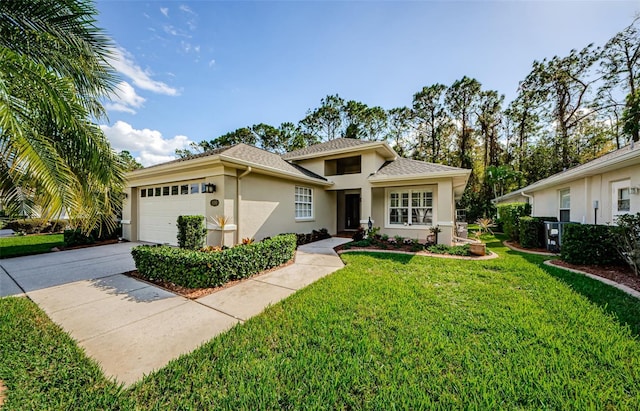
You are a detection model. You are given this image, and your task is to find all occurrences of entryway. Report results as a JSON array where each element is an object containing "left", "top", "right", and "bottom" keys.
[{"left": 337, "top": 189, "right": 361, "bottom": 232}]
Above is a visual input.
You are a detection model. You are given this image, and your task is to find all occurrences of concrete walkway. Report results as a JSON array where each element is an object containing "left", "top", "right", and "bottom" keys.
[{"left": 0, "top": 237, "right": 350, "bottom": 386}]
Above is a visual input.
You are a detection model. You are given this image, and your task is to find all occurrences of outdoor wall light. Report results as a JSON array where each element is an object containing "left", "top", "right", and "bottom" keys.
[
  {"left": 630, "top": 186, "right": 640, "bottom": 195},
  {"left": 204, "top": 183, "right": 216, "bottom": 193}
]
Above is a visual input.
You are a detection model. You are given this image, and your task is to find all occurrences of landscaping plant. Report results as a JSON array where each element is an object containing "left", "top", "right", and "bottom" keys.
[
  {"left": 613, "top": 212, "right": 640, "bottom": 276},
  {"left": 177, "top": 215, "right": 207, "bottom": 250}
]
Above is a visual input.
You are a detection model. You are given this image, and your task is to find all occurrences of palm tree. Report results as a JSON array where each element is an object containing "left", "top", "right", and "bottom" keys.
[{"left": 0, "top": 0, "right": 125, "bottom": 233}]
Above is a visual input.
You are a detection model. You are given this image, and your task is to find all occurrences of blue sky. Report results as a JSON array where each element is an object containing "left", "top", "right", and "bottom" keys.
[{"left": 96, "top": 1, "right": 639, "bottom": 166}]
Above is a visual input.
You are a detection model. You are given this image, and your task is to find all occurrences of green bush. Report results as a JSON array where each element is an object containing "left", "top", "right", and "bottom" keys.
[
  {"left": 6, "top": 218, "right": 68, "bottom": 234},
  {"left": 497, "top": 203, "right": 531, "bottom": 241},
  {"left": 64, "top": 228, "right": 95, "bottom": 247},
  {"left": 176, "top": 215, "right": 207, "bottom": 250},
  {"left": 561, "top": 224, "right": 623, "bottom": 266},
  {"left": 519, "top": 216, "right": 558, "bottom": 249},
  {"left": 131, "top": 234, "right": 297, "bottom": 288},
  {"left": 612, "top": 213, "right": 640, "bottom": 275},
  {"left": 427, "top": 243, "right": 471, "bottom": 256}
]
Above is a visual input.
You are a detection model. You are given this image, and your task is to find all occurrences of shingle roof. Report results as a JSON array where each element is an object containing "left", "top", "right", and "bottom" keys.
[
  {"left": 372, "top": 157, "right": 468, "bottom": 178},
  {"left": 282, "top": 138, "right": 381, "bottom": 159},
  {"left": 222, "top": 144, "right": 327, "bottom": 181}
]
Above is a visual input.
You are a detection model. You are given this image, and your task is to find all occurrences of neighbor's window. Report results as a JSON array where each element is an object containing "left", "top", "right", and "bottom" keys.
[
  {"left": 559, "top": 188, "right": 570, "bottom": 222},
  {"left": 324, "top": 156, "right": 361, "bottom": 176},
  {"left": 295, "top": 186, "right": 313, "bottom": 219},
  {"left": 618, "top": 187, "right": 630, "bottom": 212},
  {"left": 389, "top": 189, "right": 433, "bottom": 225}
]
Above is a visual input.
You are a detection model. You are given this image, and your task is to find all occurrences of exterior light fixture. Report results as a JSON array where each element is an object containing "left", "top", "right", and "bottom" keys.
[
  {"left": 204, "top": 183, "right": 216, "bottom": 193},
  {"left": 368, "top": 216, "right": 373, "bottom": 231}
]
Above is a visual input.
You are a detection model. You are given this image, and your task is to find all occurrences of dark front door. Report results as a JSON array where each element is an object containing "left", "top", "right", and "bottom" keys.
[{"left": 345, "top": 194, "right": 360, "bottom": 229}]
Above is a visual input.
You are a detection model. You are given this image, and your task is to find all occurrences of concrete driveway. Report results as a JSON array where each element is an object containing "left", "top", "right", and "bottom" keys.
[{"left": 0, "top": 238, "right": 350, "bottom": 385}]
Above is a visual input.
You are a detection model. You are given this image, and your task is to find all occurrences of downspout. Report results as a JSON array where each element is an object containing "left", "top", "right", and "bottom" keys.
[
  {"left": 236, "top": 166, "right": 252, "bottom": 243},
  {"left": 521, "top": 191, "right": 534, "bottom": 214}
]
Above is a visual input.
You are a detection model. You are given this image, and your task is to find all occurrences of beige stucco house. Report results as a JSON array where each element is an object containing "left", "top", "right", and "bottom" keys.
[
  {"left": 121, "top": 138, "right": 470, "bottom": 246},
  {"left": 494, "top": 143, "right": 640, "bottom": 224}
]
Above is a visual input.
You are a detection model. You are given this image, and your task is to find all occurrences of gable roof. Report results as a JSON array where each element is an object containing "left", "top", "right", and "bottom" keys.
[
  {"left": 371, "top": 157, "right": 468, "bottom": 178},
  {"left": 129, "top": 143, "right": 329, "bottom": 185},
  {"left": 282, "top": 138, "right": 397, "bottom": 161},
  {"left": 494, "top": 142, "right": 640, "bottom": 203}
]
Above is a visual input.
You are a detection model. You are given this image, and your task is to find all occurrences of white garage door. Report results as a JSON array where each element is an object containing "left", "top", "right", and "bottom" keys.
[{"left": 138, "top": 184, "right": 206, "bottom": 245}]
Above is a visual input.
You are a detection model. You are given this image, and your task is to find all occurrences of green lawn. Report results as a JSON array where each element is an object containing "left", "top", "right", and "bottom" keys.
[
  {"left": 0, "top": 234, "right": 64, "bottom": 259},
  {"left": 1, "top": 235, "right": 639, "bottom": 409}
]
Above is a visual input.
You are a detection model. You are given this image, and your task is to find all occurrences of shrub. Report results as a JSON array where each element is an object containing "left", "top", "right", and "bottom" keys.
[
  {"left": 132, "top": 234, "right": 297, "bottom": 288},
  {"left": 428, "top": 243, "right": 471, "bottom": 256},
  {"left": 64, "top": 228, "right": 95, "bottom": 247},
  {"left": 6, "top": 218, "right": 68, "bottom": 234},
  {"left": 351, "top": 239, "right": 372, "bottom": 247},
  {"left": 352, "top": 227, "right": 366, "bottom": 241},
  {"left": 497, "top": 203, "right": 531, "bottom": 241},
  {"left": 612, "top": 213, "right": 640, "bottom": 275},
  {"left": 561, "top": 224, "right": 623, "bottom": 266},
  {"left": 177, "top": 215, "right": 207, "bottom": 250},
  {"left": 519, "top": 216, "right": 559, "bottom": 249}
]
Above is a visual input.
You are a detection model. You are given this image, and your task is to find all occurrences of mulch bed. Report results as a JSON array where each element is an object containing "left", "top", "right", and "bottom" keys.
[
  {"left": 333, "top": 242, "right": 425, "bottom": 254},
  {"left": 0, "top": 379, "right": 6, "bottom": 407},
  {"left": 55, "top": 238, "right": 120, "bottom": 251},
  {"left": 124, "top": 259, "right": 295, "bottom": 299},
  {"left": 549, "top": 260, "right": 640, "bottom": 293},
  {"left": 505, "top": 240, "right": 640, "bottom": 293}
]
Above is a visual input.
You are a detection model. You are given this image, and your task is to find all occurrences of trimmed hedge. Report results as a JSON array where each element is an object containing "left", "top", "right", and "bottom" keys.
[
  {"left": 560, "top": 224, "right": 624, "bottom": 266},
  {"left": 497, "top": 203, "right": 531, "bottom": 241},
  {"left": 6, "top": 218, "right": 67, "bottom": 234},
  {"left": 63, "top": 221, "right": 122, "bottom": 247},
  {"left": 177, "top": 215, "right": 207, "bottom": 250},
  {"left": 519, "top": 216, "right": 558, "bottom": 249},
  {"left": 131, "top": 234, "right": 297, "bottom": 288}
]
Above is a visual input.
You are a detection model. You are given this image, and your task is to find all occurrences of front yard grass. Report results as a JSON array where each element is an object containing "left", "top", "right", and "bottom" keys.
[
  {"left": 1, "top": 235, "right": 639, "bottom": 409},
  {"left": 0, "top": 234, "right": 64, "bottom": 259}
]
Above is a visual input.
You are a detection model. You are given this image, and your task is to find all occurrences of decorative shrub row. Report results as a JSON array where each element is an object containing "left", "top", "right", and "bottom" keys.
[
  {"left": 63, "top": 221, "right": 121, "bottom": 247},
  {"left": 177, "top": 215, "right": 207, "bottom": 250},
  {"left": 519, "top": 216, "right": 558, "bottom": 249},
  {"left": 497, "top": 202, "right": 531, "bottom": 241},
  {"left": 295, "top": 228, "right": 330, "bottom": 246},
  {"left": 560, "top": 224, "right": 623, "bottom": 266},
  {"left": 131, "top": 234, "right": 297, "bottom": 288},
  {"left": 6, "top": 219, "right": 68, "bottom": 234}
]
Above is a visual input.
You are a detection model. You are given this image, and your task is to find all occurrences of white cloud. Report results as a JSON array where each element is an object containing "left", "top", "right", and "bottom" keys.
[
  {"left": 160, "top": 7, "right": 169, "bottom": 17},
  {"left": 101, "top": 121, "right": 193, "bottom": 167},
  {"left": 163, "top": 24, "right": 190, "bottom": 38},
  {"left": 105, "top": 81, "right": 146, "bottom": 114},
  {"left": 208, "top": 59, "right": 216, "bottom": 67},
  {"left": 109, "top": 47, "right": 179, "bottom": 96},
  {"left": 179, "top": 4, "right": 194, "bottom": 14}
]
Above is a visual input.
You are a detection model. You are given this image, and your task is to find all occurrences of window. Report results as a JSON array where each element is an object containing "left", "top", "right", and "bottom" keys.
[
  {"left": 162, "top": 186, "right": 170, "bottom": 196},
  {"left": 155, "top": 187, "right": 161, "bottom": 197},
  {"left": 180, "top": 185, "right": 189, "bottom": 195},
  {"left": 295, "top": 186, "right": 313, "bottom": 219},
  {"left": 324, "top": 156, "right": 361, "bottom": 176},
  {"left": 141, "top": 189, "right": 146, "bottom": 198},
  {"left": 190, "top": 183, "right": 199, "bottom": 194},
  {"left": 148, "top": 188, "right": 154, "bottom": 197},
  {"left": 388, "top": 189, "right": 433, "bottom": 226},
  {"left": 559, "top": 188, "right": 570, "bottom": 222},
  {"left": 171, "top": 185, "right": 179, "bottom": 195},
  {"left": 618, "top": 188, "right": 630, "bottom": 212}
]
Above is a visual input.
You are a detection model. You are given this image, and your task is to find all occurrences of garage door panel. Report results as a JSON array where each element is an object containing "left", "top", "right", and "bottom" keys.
[{"left": 139, "top": 195, "right": 205, "bottom": 245}]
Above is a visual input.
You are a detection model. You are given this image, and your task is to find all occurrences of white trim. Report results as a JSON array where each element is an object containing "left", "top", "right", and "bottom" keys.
[
  {"left": 384, "top": 186, "right": 436, "bottom": 229},
  {"left": 207, "top": 223, "right": 237, "bottom": 231},
  {"left": 121, "top": 220, "right": 131, "bottom": 225},
  {"left": 294, "top": 186, "right": 314, "bottom": 220},
  {"left": 612, "top": 179, "right": 631, "bottom": 220}
]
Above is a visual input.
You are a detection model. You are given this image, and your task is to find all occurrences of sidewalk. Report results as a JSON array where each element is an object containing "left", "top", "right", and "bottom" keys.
[{"left": 6, "top": 237, "right": 350, "bottom": 386}]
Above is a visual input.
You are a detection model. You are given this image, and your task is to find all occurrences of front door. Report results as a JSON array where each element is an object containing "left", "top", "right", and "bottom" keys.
[{"left": 345, "top": 194, "right": 360, "bottom": 229}]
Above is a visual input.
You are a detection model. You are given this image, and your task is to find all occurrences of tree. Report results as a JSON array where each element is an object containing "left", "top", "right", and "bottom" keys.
[
  {"left": 476, "top": 90, "right": 504, "bottom": 168},
  {"left": 0, "top": 0, "right": 124, "bottom": 232},
  {"left": 521, "top": 45, "right": 600, "bottom": 171},
  {"left": 600, "top": 18, "right": 640, "bottom": 142},
  {"left": 118, "top": 150, "right": 143, "bottom": 171},
  {"left": 386, "top": 107, "right": 413, "bottom": 157},
  {"left": 300, "top": 94, "right": 345, "bottom": 141},
  {"left": 445, "top": 76, "right": 481, "bottom": 169},
  {"left": 412, "top": 84, "right": 452, "bottom": 163}
]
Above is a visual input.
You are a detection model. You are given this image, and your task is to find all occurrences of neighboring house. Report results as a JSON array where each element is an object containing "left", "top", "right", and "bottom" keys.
[
  {"left": 121, "top": 138, "right": 470, "bottom": 246},
  {"left": 494, "top": 143, "right": 640, "bottom": 224}
]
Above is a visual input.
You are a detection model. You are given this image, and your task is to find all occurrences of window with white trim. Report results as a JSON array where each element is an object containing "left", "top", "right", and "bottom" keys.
[
  {"left": 612, "top": 180, "right": 631, "bottom": 219},
  {"left": 295, "top": 186, "right": 313, "bottom": 219},
  {"left": 559, "top": 188, "right": 570, "bottom": 222},
  {"left": 388, "top": 189, "right": 433, "bottom": 226}
]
